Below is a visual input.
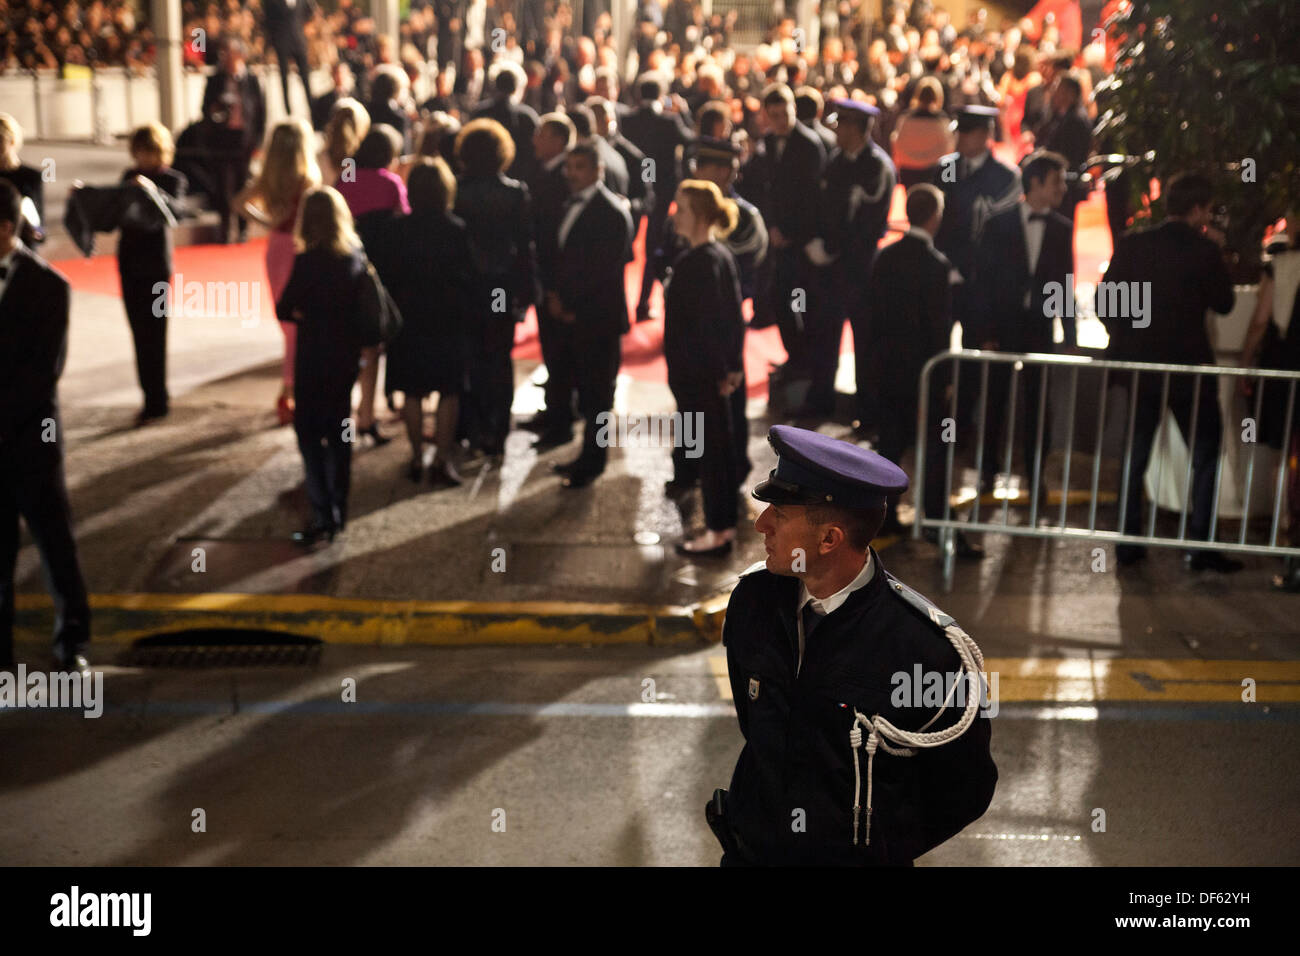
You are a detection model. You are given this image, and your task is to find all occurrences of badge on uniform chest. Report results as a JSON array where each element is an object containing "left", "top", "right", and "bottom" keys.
[{"left": 748, "top": 677, "right": 760, "bottom": 701}]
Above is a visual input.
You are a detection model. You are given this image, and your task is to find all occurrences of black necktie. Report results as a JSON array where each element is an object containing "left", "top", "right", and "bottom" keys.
[{"left": 801, "top": 601, "right": 822, "bottom": 640}]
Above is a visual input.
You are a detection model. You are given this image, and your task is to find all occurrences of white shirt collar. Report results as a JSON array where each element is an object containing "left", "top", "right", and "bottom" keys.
[
  {"left": 543, "top": 152, "right": 566, "bottom": 172},
  {"left": 799, "top": 552, "right": 875, "bottom": 618},
  {"left": 0, "top": 239, "right": 21, "bottom": 270},
  {"left": 905, "top": 225, "right": 934, "bottom": 247}
]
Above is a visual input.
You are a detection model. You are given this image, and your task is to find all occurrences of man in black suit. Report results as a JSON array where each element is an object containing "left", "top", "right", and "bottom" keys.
[
  {"left": 0, "top": 181, "right": 92, "bottom": 674},
  {"left": 471, "top": 62, "right": 540, "bottom": 183},
  {"left": 1101, "top": 172, "right": 1239, "bottom": 573},
  {"left": 869, "top": 184, "right": 984, "bottom": 557},
  {"left": 748, "top": 83, "right": 827, "bottom": 380},
  {"left": 547, "top": 143, "right": 634, "bottom": 487},
  {"left": 263, "top": 0, "right": 316, "bottom": 116},
  {"left": 794, "top": 86, "right": 837, "bottom": 155},
  {"left": 809, "top": 99, "right": 895, "bottom": 423},
  {"left": 971, "top": 150, "right": 1077, "bottom": 501},
  {"left": 1037, "top": 75, "right": 1093, "bottom": 224},
  {"left": 620, "top": 74, "right": 693, "bottom": 322},
  {"left": 201, "top": 37, "right": 266, "bottom": 243},
  {"left": 568, "top": 106, "right": 629, "bottom": 198},
  {"left": 525, "top": 112, "right": 577, "bottom": 447}
]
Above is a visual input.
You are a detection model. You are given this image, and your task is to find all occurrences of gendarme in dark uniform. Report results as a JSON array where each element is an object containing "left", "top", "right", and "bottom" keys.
[
  {"left": 709, "top": 426, "right": 997, "bottom": 865},
  {"left": 933, "top": 105, "right": 1021, "bottom": 350}
]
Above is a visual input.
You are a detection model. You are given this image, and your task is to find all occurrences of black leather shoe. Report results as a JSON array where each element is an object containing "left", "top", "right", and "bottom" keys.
[
  {"left": 292, "top": 523, "right": 337, "bottom": 546},
  {"left": 1186, "top": 551, "right": 1244, "bottom": 574},
  {"left": 51, "top": 651, "right": 92, "bottom": 677},
  {"left": 428, "top": 459, "right": 463, "bottom": 487},
  {"left": 532, "top": 430, "right": 573, "bottom": 452}
]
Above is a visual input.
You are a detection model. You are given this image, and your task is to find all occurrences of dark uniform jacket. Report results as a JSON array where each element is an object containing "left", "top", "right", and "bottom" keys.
[
  {"left": 1100, "top": 218, "right": 1234, "bottom": 366},
  {"left": 933, "top": 149, "right": 1020, "bottom": 283},
  {"left": 818, "top": 141, "right": 895, "bottom": 315},
  {"left": 720, "top": 553, "right": 997, "bottom": 865},
  {"left": 867, "top": 231, "right": 953, "bottom": 399},
  {"left": 607, "top": 132, "right": 654, "bottom": 220},
  {"left": 620, "top": 104, "right": 693, "bottom": 205}
]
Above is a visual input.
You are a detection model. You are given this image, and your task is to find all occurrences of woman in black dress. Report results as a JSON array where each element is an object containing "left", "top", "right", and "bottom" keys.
[
  {"left": 664, "top": 179, "right": 748, "bottom": 557},
  {"left": 372, "top": 157, "right": 475, "bottom": 486},
  {"left": 453, "top": 118, "right": 538, "bottom": 460},
  {"left": 276, "top": 187, "right": 383, "bottom": 545}
]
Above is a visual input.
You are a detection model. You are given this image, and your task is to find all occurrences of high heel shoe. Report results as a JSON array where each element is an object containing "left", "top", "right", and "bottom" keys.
[{"left": 360, "top": 422, "right": 391, "bottom": 446}]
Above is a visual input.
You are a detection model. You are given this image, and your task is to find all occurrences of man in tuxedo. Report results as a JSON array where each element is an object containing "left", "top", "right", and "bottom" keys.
[
  {"left": 525, "top": 113, "right": 577, "bottom": 448},
  {"left": 970, "top": 150, "right": 1076, "bottom": 503},
  {"left": 749, "top": 83, "right": 827, "bottom": 378},
  {"left": 620, "top": 74, "right": 693, "bottom": 322},
  {"left": 471, "top": 62, "right": 540, "bottom": 183},
  {"left": 934, "top": 105, "right": 1021, "bottom": 351},
  {"left": 1037, "top": 75, "right": 1094, "bottom": 224},
  {"left": 201, "top": 37, "right": 266, "bottom": 243},
  {"left": 0, "top": 180, "right": 92, "bottom": 674},
  {"left": 809, "top": 99, "right": 895, "bottom": 424},
  {"left": 547, "top": 143, "right": 634, "bottom": 488},
  {"left": 869, "top": 184, "right": 983, "bottom": 558},
  {"left": 1101, "top": 172, "right": 1239, "bottom": 573},
  {"left": 263, "top": 0, "right": 316, "bottom": 116}
]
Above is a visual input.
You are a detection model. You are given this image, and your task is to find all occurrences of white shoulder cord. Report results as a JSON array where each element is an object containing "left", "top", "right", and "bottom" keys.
[{"left": 848, "top": 619, "right": 987, "bottom": 846}]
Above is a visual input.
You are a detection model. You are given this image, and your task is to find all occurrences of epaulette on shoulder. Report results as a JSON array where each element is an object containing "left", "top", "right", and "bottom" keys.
[{"left": 884, "top": 571, "right": 956, "bottom": 630}]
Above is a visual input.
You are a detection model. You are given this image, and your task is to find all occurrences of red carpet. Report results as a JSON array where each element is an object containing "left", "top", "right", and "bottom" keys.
[{"left": 54, "top": 169, "right": 1111, "bottom": 400}]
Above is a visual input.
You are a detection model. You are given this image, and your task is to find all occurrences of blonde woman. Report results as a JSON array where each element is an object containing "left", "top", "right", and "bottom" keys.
[
  {"left": 275, "top": 187, "right": 382, "bottom": 546},
  {"left": 0, "top": 112, "right": 43, "bottom": 244},
  {"left": 665, "top": 179, "right": 747, "bottom": 557},
  {"left": 321, "top": 97, "right": 370, "bottom": 186},
  {"left": 235, "top": 118, "right": 322, "bottom": 424}
]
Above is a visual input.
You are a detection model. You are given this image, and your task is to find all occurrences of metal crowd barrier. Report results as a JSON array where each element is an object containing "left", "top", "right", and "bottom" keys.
[{"left": 913, "top": 350, "right": 1300, "bottom": 588}]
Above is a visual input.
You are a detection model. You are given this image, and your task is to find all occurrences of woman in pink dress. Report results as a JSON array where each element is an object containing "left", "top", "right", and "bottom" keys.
[
  {"left": 235, "top": 118, "right": 321, "bottom": 424},
  {"left": 334, "top": 124, "right": 410, "bottom": 445}
]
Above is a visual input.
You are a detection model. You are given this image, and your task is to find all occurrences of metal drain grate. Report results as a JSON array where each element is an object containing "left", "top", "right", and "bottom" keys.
[{"left": 124, "top": 629, "right": 323, "bottom": 667}]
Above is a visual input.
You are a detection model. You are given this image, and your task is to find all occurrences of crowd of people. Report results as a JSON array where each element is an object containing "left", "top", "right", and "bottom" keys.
[{"left": 3, "top": 0, "right": 1300, "bottom": 676}]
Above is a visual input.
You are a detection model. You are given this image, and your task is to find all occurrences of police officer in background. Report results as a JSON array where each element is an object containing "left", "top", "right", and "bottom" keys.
[
  {"left": 807, "top": 99, "right": 896, "bottom": 427},
  {"left": 708, "top": 425, "right": 997, "bottom": 865},
  {"left": 933, "top": 105, "right": 1021, "bottom": 354}
]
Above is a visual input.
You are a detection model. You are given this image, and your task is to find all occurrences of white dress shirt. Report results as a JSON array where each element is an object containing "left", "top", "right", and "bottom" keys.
[
  {"left": 0, "top": 240, "right": 23, "bottom": 305},
  {"left": 796, "top": 553, "right": 875, "bottom": 674},
  {"left": 558, "top": 182, "right": 599, "bottom": 249},
  {"left": 1019, "top": 200, "right": 1050, "bottom": 308}
]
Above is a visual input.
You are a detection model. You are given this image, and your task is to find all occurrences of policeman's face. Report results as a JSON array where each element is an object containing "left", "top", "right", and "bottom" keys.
[
  {"left": 955, "top": 127, "right": 989, "bottom": 158},
  {"left": 754, "top": 503, "right": 821, "bottom": 576},
  {"left": 835, "top": 116, "right": 867, "bottom": 154}
]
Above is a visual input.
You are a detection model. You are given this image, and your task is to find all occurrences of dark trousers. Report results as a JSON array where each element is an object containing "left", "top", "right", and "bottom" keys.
[
  {"left": 208, "top": 128, "right": 253, "bottom": 241},
  {"left": 571, "top": 329, "right": 621, "bottom": 475},
  {"left": 849, "top": 302, "right": 875, "bottom": 425},
  {"left": 537, "top": 301, "right": 576, "bottom": 432},
  {"left": 120, "top": 271, "right": 170, "bottom": 414},
  {"left": 638, "top": 197, "right": 672, "bottom": 310},
  {"left": 671, "top": 376, "right": 747, "bottom": 530},
  {"left": 771, "top": 247, "right": 815, "bottom": 372},
  {"left": 294, "top": 411, "right": 352, "bottom": 530},
  {"left": 804, "top": 278, "right": 843, "bottom": 415},
  {"left": 464, "top": 308, "right": 517, "bottom": 454},
  {"left": 1121, "top": 375, "right": 1222, "bottom": 541},
  {"left": 979, "top": 343, "right": 1053, "bottom": 488},
  {"left": 272, "top": 37, "right": 312, "bottom": 115},
  {"left": 878, "top": 371, "right": 950, "bottom": 525},
  {"left": 0, "top": 431, "right": 91, "bottom": 663}
]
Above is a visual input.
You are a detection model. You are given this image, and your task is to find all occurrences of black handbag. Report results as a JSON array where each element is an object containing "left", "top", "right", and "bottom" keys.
[{"left": 357, "top": 257, "right": 403, "bottom": 346}]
